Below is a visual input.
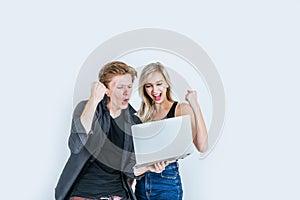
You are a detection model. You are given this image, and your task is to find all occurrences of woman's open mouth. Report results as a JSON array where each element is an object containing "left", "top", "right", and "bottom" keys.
[{"left": 152, "top": 93, "right": 162, "bottom": 101}]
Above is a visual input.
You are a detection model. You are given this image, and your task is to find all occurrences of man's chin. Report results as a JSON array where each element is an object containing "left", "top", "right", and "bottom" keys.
[{"left": 121, "top": 103, "right": 129, "bottom": 109}]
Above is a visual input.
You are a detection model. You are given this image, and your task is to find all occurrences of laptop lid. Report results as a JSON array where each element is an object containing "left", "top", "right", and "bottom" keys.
[{"left": 131, "top": 115, "right": 194, "bottom": 169}]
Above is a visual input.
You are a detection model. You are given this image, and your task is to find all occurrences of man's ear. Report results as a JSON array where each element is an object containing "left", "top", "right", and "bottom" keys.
[{"left": 106, "top": 86, "right": 112, "bottom": 97}]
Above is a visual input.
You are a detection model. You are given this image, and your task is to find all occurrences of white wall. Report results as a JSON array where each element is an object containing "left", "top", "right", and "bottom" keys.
[{"left": 0, "top": 0, "right": 299, "bottom": 199}]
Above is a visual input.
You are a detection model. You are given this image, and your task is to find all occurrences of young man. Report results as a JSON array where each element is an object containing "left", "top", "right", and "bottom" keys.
[{"left": 55, "top": 61, "right": 140, "bottom": 200}]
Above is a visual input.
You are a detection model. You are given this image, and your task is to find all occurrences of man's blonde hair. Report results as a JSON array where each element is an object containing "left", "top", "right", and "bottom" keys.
[{"left": 98, "top": 61, "right": 137, "bottom": 88}]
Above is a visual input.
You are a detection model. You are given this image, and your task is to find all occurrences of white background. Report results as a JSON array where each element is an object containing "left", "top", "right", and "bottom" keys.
[{"left": 1, "top": 0, "right": 299, "bottom": 199}]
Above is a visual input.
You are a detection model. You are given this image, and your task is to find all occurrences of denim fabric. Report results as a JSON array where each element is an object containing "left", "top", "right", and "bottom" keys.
[{"left": 135, "top": 162, "right": 183, "bottom": 200}]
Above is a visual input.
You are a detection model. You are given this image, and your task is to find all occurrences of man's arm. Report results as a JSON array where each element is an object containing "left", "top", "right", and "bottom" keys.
[{"left": 68, "top": 82, "right": 107, "bottom": 154}]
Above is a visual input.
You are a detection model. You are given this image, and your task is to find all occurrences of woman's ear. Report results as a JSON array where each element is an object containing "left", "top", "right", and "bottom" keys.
[{"left": 106, "top": 89, "right": 110, "bottom": 97}]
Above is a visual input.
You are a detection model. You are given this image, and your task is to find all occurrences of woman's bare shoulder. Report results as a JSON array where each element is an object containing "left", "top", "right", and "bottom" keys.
[{"left": 175, "top": 102, "right": 192, "bottom": 116}]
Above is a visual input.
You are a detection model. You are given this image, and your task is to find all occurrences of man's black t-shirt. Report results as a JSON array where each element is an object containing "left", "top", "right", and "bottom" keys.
[{"left": 71, "top": 113, "right": 130, "bottom": 198}]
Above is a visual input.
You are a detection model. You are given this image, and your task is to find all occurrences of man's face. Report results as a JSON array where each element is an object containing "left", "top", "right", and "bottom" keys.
[{"left": 107, "top": 74, "right": 133, "bottom": 110}]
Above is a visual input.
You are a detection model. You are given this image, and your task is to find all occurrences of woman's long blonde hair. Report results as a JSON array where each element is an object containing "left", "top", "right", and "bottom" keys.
[{"left": 137, "top": 62, "right": 174, "bottom": 122}]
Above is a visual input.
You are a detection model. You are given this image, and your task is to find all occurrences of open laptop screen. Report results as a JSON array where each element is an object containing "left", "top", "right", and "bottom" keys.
[{"left": 131, "top": 115, "right": 194, "bottom": 168}]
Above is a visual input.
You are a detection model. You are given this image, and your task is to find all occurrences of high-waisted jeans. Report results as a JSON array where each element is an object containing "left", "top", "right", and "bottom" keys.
[{"left": 135, "top": 162, "right": 183, "bottom": 200}]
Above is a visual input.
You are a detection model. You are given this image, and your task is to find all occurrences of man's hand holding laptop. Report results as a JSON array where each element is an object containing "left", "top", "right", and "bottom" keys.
[{"left": 133, "top": 160, "right": 170, "bottom": 176}]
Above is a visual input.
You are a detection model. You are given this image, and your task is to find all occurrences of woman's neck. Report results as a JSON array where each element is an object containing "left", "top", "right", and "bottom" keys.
[{"left": 152, "top": 100, "right": 173, "bottom": 120}]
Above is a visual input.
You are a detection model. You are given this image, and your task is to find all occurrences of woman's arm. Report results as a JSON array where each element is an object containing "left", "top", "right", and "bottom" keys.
[{"left": 177, "top": 90, "right": 208, "bottom": 152}]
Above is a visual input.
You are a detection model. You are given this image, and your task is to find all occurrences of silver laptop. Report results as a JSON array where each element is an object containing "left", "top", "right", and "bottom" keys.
[{"left": 131, "top": 115, "right": 194, "bottom": 169}]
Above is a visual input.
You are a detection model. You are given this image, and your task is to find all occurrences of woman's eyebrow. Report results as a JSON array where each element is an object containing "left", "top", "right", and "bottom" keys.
[{"left": 146, "top": 80, "right": 163, "bottom": 83}]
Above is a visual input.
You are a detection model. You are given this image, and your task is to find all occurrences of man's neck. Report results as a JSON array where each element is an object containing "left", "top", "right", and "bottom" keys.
[{"left": 107, "top": 102, "right": 122, "bottom": 119}]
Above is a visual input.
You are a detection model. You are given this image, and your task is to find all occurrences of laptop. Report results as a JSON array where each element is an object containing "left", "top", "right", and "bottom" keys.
[{"left": 131, "top": 115, "right": 194, "bottom": 169}]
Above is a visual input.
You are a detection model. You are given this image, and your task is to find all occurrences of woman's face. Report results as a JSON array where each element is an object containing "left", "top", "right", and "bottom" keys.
[
  {"left": 144, "top": 71, "right": 168, "bottom": 104},
  {"left": 107, "top": 73, "right": 133, "bottom": 110}
]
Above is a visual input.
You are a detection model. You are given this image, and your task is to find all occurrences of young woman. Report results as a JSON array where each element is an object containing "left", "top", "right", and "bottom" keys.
[{"left": 135, "top": 62, "right": 208, "bottom": 200}]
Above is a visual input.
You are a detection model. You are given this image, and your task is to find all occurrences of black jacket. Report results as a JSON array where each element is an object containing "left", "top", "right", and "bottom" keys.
[{"left": 55, "top": 96, "right": 140, "bottom": 200}]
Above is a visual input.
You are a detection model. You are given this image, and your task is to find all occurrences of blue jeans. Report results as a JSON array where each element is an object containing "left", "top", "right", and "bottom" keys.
[{"left": 135, "top": 162, "right": 183, "bottom": 200}]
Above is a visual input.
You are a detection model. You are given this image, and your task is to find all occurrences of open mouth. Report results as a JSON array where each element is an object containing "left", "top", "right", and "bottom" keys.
[
  {"left": 152, "top": 93, "right": 162, "bottom": 101},
  {"left": 122, "top": 98, "right": 130, "bottom": 105}
]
